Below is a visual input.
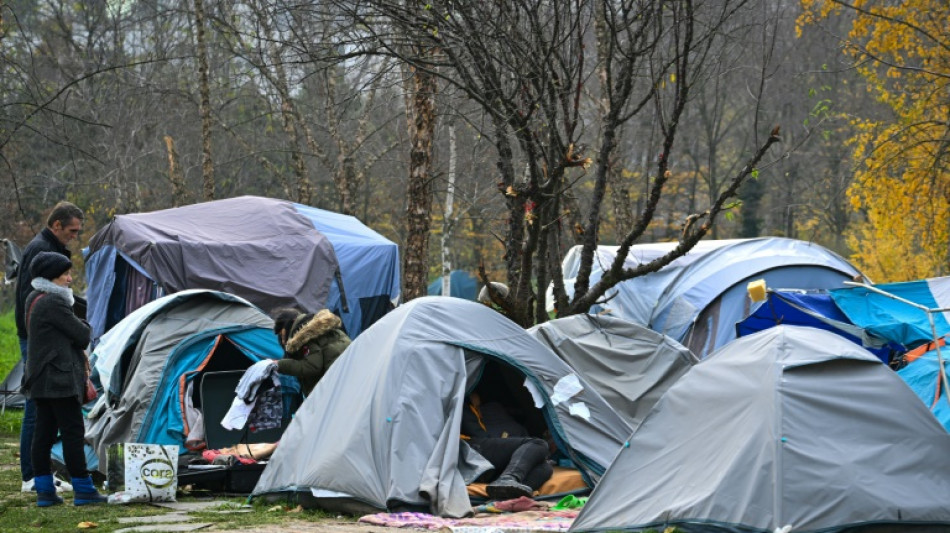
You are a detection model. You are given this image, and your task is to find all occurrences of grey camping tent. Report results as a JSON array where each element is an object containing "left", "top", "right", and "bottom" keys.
[
  {"left": 251, "top": 297, "right": 632, "bottom": 517},
  {"left": 86, "top": 290, "right": 294, "bottom": 470},
  {"left": 570, "top": 325, "right": 950, "bottom": 533},
  {"left": 528, "top": 314, "right": 697, "bottom": 428}
]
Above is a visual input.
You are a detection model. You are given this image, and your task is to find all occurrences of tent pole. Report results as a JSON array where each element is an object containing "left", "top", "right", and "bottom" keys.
[{"left": 843, "top": 282, "right": 950, "bottom": 409}]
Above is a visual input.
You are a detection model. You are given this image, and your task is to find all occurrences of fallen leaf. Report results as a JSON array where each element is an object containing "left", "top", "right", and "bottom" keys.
[
  {"left": 78, "top": 522, "right": 98, "bottom": 529},
  {"left": 267, "top": 505, "right": 284, "bottom": 512},
  {"left": 288, "top": 504, "right": 304, "bottom": 513}
]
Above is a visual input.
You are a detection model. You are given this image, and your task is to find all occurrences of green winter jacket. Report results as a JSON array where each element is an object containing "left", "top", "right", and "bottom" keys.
[{"left": 276, "top": 310, "right": 350, "bottom": 395}]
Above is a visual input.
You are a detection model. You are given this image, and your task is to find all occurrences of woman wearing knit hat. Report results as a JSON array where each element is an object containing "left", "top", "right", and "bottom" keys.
[{"left": 22, "top": 252, "right": 106, "bottom": 507}]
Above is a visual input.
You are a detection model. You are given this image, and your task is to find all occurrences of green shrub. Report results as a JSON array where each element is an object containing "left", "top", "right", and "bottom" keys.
[{"left": 0, "top": 309, "right": 19, "bottom": 379}]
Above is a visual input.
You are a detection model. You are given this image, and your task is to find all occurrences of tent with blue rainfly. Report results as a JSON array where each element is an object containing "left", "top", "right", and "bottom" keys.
[
  {"left": 84, "top": 289, "right": 299, "bottom": 472},
  {"left": 251, "top": 297, "right": 631, "bottom": 518},
  {"left": 736, "top": 289, "right": 901, "bottom": 364},
  {"left": 427, "top": 270, "right": 479, "bottom": 300},
  {"left": 84, "top": 195, "right": 399, "bottom": 342},
  {"left": 555, "top": 237, "right": 863, "bottom": 358}
]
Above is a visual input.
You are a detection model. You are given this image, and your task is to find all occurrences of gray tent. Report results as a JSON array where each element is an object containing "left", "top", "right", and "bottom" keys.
[
  {"left": 0, "top": 359, "right": 25, "bottom": 410},
  {"left": 570, "top": 325, "right": 950, "bottom": 533},
  {"left": 86, "top": 290, "right": 289, "bottom": 470},
  {"left": 528, "top": 314, "right": 697, "bottom": 428},
  {"left": 251, "top": 297, "right": 631, "bottom": 517}
]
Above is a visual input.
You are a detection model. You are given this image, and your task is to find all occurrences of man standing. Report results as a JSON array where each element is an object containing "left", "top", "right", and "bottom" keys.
[{"left": 14, "top": 201, "right": 84, "bottom": 493}]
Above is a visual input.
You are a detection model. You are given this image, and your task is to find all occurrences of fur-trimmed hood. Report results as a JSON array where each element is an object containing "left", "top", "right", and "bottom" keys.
[
  {"left": 285, "top": 309, "right": 343, "bottom": 353},
  {"left": 31, "top": 277, "right": 75, "bottom": 307}
]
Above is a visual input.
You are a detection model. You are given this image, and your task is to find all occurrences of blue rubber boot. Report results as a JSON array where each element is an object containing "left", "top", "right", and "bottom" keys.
[
  {"left": 35, "top": 475, "right": 64, "bottom": 507},
  {"left": 71, "top": 476, "right": 107, "bottom": 506}
]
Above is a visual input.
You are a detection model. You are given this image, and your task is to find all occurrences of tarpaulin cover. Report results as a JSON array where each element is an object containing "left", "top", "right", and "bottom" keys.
[
  {"left": 898, "top": 348, "right": 950, "bottom": 432},
  {"left": 85, "top": 196, "right": 399, "bottom": 342},
  {"left": 736, "top": 290, "right": 898, "bottom": 363},
  {"left": 831, "top": 276, "right": 950, "bottom": 348}
]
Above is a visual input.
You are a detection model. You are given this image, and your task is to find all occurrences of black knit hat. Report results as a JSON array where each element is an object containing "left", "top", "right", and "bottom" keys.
[{"left": 30, "top": 251, "right": 72, "bottom": 281}]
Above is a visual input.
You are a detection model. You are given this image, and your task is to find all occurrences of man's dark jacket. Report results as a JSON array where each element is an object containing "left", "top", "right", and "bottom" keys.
[{"left": 15, "top": 228, "right": 70, "bottom": 339}]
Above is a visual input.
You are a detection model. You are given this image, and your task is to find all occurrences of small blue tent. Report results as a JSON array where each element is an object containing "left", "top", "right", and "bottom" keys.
[
  {"left": 427, "top": 270, "right": 479, "bottom": 300},
  {"left": 84, "top": 196, "right": 399, "bottom": 342}
]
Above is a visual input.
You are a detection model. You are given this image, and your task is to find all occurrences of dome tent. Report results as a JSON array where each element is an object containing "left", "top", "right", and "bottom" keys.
[
  {"left": 556, "top": 237, "right": 863, "bottom": 357},
  {"left": 250, "top": 297, "right": 631, "bottom": 517},
  {"left": 570, "top": 325, "right": 950, "bottom": 533}
]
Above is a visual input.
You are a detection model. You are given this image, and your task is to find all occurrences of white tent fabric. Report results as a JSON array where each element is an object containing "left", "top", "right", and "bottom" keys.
[
  {"left": 528, "top": 314, "right": 697, "bottom": 428},
  {"left": 252, "top": 297, "right": 631, "bottom": 517},
  {"left": 554, "top": 238, "right": 862, "bottom": 357},
  {"left": 570, "top": 325, "right": 950, "bottom": 533}
]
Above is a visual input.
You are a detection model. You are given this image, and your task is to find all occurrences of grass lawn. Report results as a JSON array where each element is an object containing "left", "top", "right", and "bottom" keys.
[{"left": 0, "top": 408, "right": 343, "bottom": 532}]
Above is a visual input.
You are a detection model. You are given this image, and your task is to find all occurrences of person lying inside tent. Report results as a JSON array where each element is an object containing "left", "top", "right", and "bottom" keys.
[
  {"left": 461, "top": 391, "right": 554, "bottom": 501},
  {"left": 268, "top": 308, "right": 351, "bottom": 396}
]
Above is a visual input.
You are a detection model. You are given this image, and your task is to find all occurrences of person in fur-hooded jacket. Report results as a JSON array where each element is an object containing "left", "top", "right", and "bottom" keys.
[{"left": 269, "top": 308, "right": 351, "bottom": 396}]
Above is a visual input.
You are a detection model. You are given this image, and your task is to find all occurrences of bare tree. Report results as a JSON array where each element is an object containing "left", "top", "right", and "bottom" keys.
[{"left": 335, "top": 0, "right": 780, "bottom": 325}]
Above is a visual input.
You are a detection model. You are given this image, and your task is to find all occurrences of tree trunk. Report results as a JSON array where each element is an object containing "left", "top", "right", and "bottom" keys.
[
  {"left": 441, "top": 122, "right": 457, "bottom": 297},
  {"left": 402, "top": 65, "right": 437, "bottom": 301},
  {"left": 163, "top": 136, "right": 188, "bottom": 207},
  {"left": 193, "top": 0, "right": 214, "bottom": 201}
]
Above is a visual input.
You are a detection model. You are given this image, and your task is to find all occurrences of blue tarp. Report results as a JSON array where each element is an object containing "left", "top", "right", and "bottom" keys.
[
  {"left": 737, "top": 291, "right": 898, "bottom": 363},
  {"left": 898, "top": 348, "right": 950, "bottom": 432},
  {"left": 831, "top": 277, "right": 950, "bottom": 348},
  {"left": 427, "top": 270, "right": 479, "bottom": 300}
]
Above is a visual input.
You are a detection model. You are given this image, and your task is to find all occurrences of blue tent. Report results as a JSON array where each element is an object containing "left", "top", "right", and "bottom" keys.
[
  {"left": 84, "top": 196, "right": 399, "bottom": 341},
  {"left": 736, "top": 290, "right": 899, "bottom": 363},
  {"left": 427, "top": 270, "right": 479, "bottom": 300},
  {"left": 557, "top": 237, "right": 864, "bottom": 357}
]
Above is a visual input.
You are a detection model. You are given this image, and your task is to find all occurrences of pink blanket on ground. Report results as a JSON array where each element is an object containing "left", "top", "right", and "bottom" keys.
[{"left": 358, "top": 510, "right": 579, "bottom": 532}]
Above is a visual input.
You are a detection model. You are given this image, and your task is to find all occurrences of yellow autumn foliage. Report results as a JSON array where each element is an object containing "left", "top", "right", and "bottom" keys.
[{"left": 798, "top": 0, "right": 949, "bottom": 282}]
